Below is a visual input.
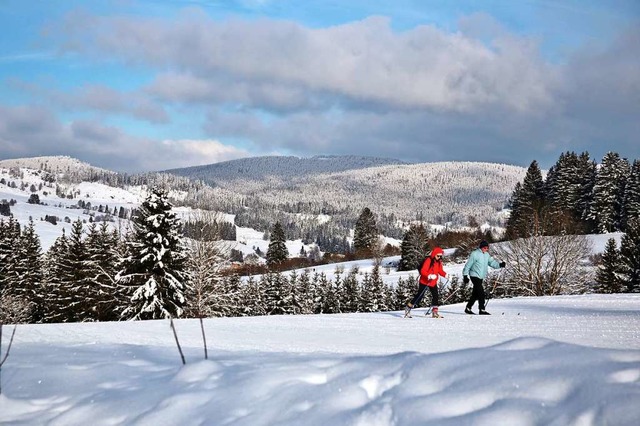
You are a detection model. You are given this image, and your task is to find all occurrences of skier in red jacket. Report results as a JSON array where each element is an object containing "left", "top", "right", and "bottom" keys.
[{"left": 404, "top": 247, "right": 448, "bottom": 318}]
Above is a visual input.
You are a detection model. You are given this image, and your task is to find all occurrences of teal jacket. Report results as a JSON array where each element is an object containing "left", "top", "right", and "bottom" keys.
[{"left": 462, "top": 248, "right": 501, "bottom": 279}]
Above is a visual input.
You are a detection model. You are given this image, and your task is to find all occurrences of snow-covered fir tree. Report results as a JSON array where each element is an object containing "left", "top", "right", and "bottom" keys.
[
  {"left": 292, "top": 269, "right": 312, "bottom": 314},
  {"left": 576, "top": 152, "right": 598, "bottom": 233},
  {"left": 0, "top": 218, "right": 41, "bottom": 323},
  {"left": 595, "top": 238, "right": 622, "bottom": 293},
  {"left": 619, "top": 218, "right": 640, "bottom": 293},
  {"left": 398, "top": 224, "right": 429, "bottom": 271},
  {"left": 506, "top": 160, "right": 546, "bottom": 237},
  {"left": 266, "top": 222, "right": 288, "bottom": 267},
  {"left": 118, "top": 187, "right": 191, "bottom": 320},
  {"left": 321, "top": 271, "right": 341, "bottom": 313},
  {"left": 622, "top": 159, "right": 640, "bottom": 232},
  {"left": 84, "top": 222, "right": 122, "bottom": 321},
  {"left": 14, "top": 219, "right": 44, "bottom": 322},
  {"left": 360, "top": 265, "right": 388, "bottom": 312},
  {"left": 240, "top": 276, "right": 265, "bottom": 316},
  {"left": 42, "top": 231, "right": 68, "bottom": 322},
  {"left": 353, "top": 207, "right": 378, "bottom": 256},
  {"left": 505, "top": 182, "right": 523, "bottom": 240},
  {"left": 263, "top": 272, "right": 293, "bottom": 315},
  {"left": 589, "top": 152, "right": 630, "bottom": 233},
  {"left": 307, "top": 269, "right": 329, "bottom": 315},
  {"left": 545, "top": 152, "right": 590, "bottom": 233},
  {"left": 0, "top": 217, "right": 21, "bottom": 294},
  {"left": 49, "top": 219, "right": 90, "bottom": 322},
  {"left": 394, "top": 275, "right": 417, "bottom": 309},
  {"left": 341, "top": 268, "right": 361, "bottom": 313},
  {"left": 288, "top": 271, "right": 305, "bottom": 315}
]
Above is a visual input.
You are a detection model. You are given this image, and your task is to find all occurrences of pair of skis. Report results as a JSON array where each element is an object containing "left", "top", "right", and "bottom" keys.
[{"left": 403, "top": 309, "right": 443, "bottom": 319}]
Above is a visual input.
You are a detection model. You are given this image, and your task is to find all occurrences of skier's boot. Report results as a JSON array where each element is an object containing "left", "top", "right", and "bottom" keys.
[
  {"left": 432, "top": 307, "right": 442, "bottom": 318},
  {"left": 404, "top": 305, "right": 412, "bottom": 318},
  {"left": 479, "top": 310, "right": 491, "bottom": 315},
  {"left": 465, "top": 307, "right": 475, "bottom": 315}
]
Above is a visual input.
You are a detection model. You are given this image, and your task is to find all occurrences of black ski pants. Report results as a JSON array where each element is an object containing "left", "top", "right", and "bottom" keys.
[
  {"left": 466, "top": 276, "right": 486, "bottom": 311},
  {"left": 410, "top": 284, "right": 439, "bottom": 307}
]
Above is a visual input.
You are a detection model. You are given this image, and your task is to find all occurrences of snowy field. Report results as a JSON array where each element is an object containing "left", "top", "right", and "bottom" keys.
[{"left": 1, "top": 294, "right": 639, "bottom": 425}]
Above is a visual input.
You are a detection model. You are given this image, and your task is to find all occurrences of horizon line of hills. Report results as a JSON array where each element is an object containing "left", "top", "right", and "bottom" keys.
[{"left": 0, "top": 154, "right": 526, "bottom": 234}]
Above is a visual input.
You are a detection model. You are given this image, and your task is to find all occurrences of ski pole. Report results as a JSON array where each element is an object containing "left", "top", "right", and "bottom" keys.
[{"left": 426, "top": 278, "right": 455, "bottom": 314}]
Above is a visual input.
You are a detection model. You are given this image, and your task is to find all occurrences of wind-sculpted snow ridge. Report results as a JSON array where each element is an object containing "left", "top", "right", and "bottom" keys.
[
  {"left": 1, "top": 294, "right": 639, "bottom": 425},
  {"left": 2, "top": 339, "right": 638, "bottom": 425}
]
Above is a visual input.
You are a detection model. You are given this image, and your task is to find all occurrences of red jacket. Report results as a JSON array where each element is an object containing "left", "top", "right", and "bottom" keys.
[{"left": 419, "top": 246, "right": 447, "bottom": 287}]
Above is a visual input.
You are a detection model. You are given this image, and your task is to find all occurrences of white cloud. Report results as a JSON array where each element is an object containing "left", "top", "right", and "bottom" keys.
[{"left": 57, "top": 13, "right": 557, "bottom": 114}]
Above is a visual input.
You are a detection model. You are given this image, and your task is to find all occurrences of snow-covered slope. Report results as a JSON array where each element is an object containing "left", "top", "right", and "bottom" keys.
[
  {"left": 1, "top": 294, "right": 638, "bottom": 425},
  {"left": 165, "top": 156, "right": 528, "bottom": 226},
  {"left": 0, "top": 167, "right": 141, "bottom": 250},
  {"left": 0, "top": 155, "right": 112, "bottom": 180}
]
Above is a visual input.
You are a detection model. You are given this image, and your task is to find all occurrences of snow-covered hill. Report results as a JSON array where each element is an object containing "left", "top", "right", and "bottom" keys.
[
  {"left": 0, "top": 166, "right": 141, "bottom": 250},
  {"left": 0, "top": 155, "right": 113, "bottom": 182},
  {"left": 1, "top": 294, "right": 638, "bottom": 425},
  {"left": 164, "top": 155, "right": 410, "bottom": 181},
  {"left": 2, "top": 155, "right": 524, "bottom": 252},
  {"left": 165, "top": 156, "right": 528, "bottom": 226}
]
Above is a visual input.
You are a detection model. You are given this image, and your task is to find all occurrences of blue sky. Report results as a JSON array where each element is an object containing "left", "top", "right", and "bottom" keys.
[{"left": 1, "top": 0, "right": 638, "bottom": 172}]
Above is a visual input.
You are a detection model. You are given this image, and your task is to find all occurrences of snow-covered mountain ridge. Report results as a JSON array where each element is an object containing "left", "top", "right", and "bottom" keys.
[
  {"left": 1, "top": 155, "right": 527, "bottom": 250},
  {"left": 165, "top": 155, "right": 527, "bottom": 227}
]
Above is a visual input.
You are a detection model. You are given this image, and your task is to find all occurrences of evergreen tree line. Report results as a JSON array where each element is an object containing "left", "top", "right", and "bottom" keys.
[
  {"left": 506, "top": 151, "right": 640, "bottom": 238},
  {"left": 0, "top": 190, "right": 417, "bottom": 324},
  {"left": 595, "top": 221, "right": 640, "bottom": 293}
]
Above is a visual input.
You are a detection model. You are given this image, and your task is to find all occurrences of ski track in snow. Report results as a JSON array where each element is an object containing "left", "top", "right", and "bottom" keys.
[{"left": 1, "top": 294, "right": 639, "bottom": 425}]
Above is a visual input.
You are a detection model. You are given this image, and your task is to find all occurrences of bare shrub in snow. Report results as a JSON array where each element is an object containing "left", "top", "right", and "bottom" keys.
[{"left": 493, "top": 234, "right": 593, "bottom": 296}]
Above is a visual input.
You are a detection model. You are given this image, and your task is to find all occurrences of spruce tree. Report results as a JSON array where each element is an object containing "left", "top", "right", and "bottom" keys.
[
  {"left": 240, "top": 276, "right": 265, "bottom": 316},
  {"left": 545, "top": 152, "right": 586, "bottom": 233},
  {"left": 294, "top": 269, "right": 313, "bottom": 314},
  {"left": 42, "top": 231, "right": 68, "bottom": 322},
  {"left": 622, "top": 159, "right": 640, "bottom": 232},
  {"left": 360, "top": 265, "right": 388, "bottom": 312},
  {"left": 341, "top": 268, "right": 361, "bottom": 313},
  {"left": 85, "top": 222, "right": 122, "bottom": 321},
  {"left": 288, "top": 271, "right": 305, "bottom": 315},
  {"left": 312, "top": 270, "right": 328, "bottom": 314},
  {"left": 506, "top": 161, "right": 546, "bottom": 238},
  {"left": 0, "top": 218, "right": 21, "bottom": 294},
  {"left": 14, "top": 219, "right": 44, "bottom": 322},
  {"left": 51, "top": 219, "right": 90, "bottom": 322},
  {"left": 263, "top": 272, "right": 293, "bottom": 315},
  {"left": 266, "top": 222, "right": 288, "bottom": 267},
  {"left": 595, "top": 238, "right": 622, "bottom": 293},
  {"left": 118, "top": 187, "right": 191, "bottom": 320},
  {"left": 398, "top": 224, "right": 429, "bottom": 271},
  {"left": 353, "top": 207, "right": 378, "bottom": 256},
  {"left": 576, "top": 152, "right": 597, "bottom": 233},
  {"left": 505, "top": 182, "right": 523, "bottom": 239},
  {"left": 619, "top": 218, "right": 640, "bottom": 292},
  {"left": 589, "top": 152, "right": 631, "bottom": 233},
  {"left": 514, "top": 160, "right": 546, "bottom": 237},
  {"left": 394, "top": 276, "right": 416, "bottom": 310}
]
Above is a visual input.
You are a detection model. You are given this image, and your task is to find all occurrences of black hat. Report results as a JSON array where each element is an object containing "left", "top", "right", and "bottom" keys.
[{"left": 479, "top": 240, "right": 489, "bottom": 248}]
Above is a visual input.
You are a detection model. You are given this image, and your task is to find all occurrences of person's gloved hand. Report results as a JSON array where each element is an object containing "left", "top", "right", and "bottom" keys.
[
  {"left": 499, "top": 261, "right": 506, "bottom": 268},
  {"left": 463, "top": 275, "right": 470, "bottom": 284},
  {"left": 428, "top": 274, "right": 437, "bottom": 280}
]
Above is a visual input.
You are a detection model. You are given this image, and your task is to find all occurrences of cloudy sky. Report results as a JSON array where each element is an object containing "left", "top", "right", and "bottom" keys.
[{"left": 1, "top": 0, "right": 638, "bottom": 172}]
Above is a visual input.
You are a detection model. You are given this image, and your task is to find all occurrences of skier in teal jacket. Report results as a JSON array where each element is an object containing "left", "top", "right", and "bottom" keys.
[{"left": 462, "top": 240, "right": 505, "bottom": 315}]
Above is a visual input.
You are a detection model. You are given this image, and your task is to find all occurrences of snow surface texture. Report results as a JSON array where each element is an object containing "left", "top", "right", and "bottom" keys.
[{"left": 1, "top": 294, "right": 639, "bottom": 425}]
